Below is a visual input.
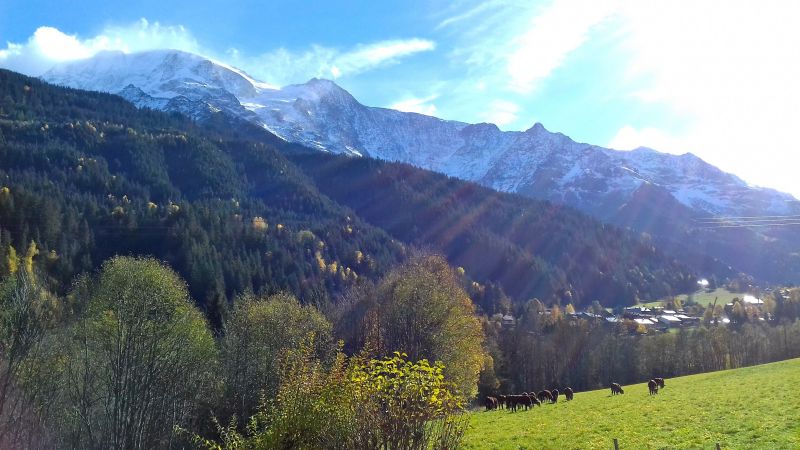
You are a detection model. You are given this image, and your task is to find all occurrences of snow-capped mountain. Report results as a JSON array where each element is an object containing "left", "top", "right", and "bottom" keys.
[{"left": 43, "top": 50, "right": 800, "bottom": 221}]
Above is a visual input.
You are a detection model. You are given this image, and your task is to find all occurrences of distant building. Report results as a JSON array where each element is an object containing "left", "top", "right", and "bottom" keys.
[
  {"left": 657, "top": 315, "right": 682, "bottom": 328},
  {"left": 675, "top": 314, "right": 701, "bottom": 326},
  {"left": 743, "top": 295, "right": 764, "bottom": 307},
  {"left": 634, "top": 318, "right": 657, "bottom": 327}
]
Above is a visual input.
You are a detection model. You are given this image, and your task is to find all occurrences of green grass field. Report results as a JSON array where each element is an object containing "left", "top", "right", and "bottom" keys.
[
  {"left": 638, "top": 288, "right": 743, "bottom": 309},
  {"left": 463, "top": 358, "right": 800, "bottom": 449}
]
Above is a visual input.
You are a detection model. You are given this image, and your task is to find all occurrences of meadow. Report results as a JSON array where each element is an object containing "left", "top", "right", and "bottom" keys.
[
  {"left": 463, "top": 358, "right": 800, "bottom": 449},
  {"left": 639, "top": 287, "right": 743, "bottom": 309}
]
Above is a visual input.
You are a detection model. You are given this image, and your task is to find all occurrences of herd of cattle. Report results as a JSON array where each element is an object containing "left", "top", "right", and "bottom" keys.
[{"left": 485, "top": 378, "right": 666, "bottom": 411}]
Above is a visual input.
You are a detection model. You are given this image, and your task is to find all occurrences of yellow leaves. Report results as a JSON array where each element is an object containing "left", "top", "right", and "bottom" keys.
[
  {"left": 315, "top": 251, "right": 326, "bottom": 271},
  {"left": 276, "top": 223, "right": 284, "bottom": 232},
  {"left": 147, "top": 201, "right": 158, "bottom": 211},
  {"left": 251, "top": 216, "right": 268, "bottom": 232},
  {"left": 354, "top": 250, "right": 364, "bottom": 265},
  {"left": 23, "top": 241, "right": 38, "bottom": 276},
  {"left": 0, "top": 186, "right": 9, "bottom": 196},
  {"left": 7, "top": 245, "right": 18, "bottom": 275},
  {"left": 111, "top": 206, "right": 125, "bottom": 218}
]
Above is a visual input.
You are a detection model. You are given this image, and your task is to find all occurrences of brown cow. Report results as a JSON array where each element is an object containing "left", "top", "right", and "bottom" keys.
[
  {"left": 648, "top": 379, "right": 658, "bottom": 395},
  {"left": 654, "top": 377, "right": 665, "bottom": 389},
  {"left": 551, "top": 388, "right": 559, "bottom": 403},
  {"left": 537, "top": 390, "right": 552, "bottom": 403},
  {"left": 485, "top": 396, "right": 498, "bottom": 410},
  {"left": 564, "top": 387, "right": 574, "bottom": 401},
  {"left": 610, "top": 383, "right": 624, "bottom": 395}
]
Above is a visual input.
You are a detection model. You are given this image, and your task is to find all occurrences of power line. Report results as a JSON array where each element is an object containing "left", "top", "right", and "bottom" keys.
[{"left": 694, "top": 214, "right": 800, "bottom": 222}]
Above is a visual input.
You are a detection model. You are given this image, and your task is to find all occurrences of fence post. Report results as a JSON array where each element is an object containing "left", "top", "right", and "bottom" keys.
[{"left": 613, "top": 438, "right": 619, "bottom": 450}]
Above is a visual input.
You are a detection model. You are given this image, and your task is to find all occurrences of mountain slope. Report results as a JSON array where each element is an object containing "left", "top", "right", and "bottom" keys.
[
  {"left": 41, "top": 50, "right": 800, "bottom": 284},
  {"left": 0, "top": 69, "right": 707, "bottom": 312},
  {"left": 289, "top": 151, "right": 703, "bottom": 310},
  {"left": 0, "top": 68, "right": 408, "bottom": 326},
  {"left": 42, "top": 50, "right": 799, "bottom": 217}
]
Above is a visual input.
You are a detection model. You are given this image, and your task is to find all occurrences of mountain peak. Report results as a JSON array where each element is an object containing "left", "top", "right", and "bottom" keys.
[
  {"left": 525, "top": 122, "right": 548, "bottom": 134},
  {"left": 296, "top": 77, "right": 350, "bottom": 99},
  {"left": 40, "top": 48, "right": 799, "bottom": 220}
]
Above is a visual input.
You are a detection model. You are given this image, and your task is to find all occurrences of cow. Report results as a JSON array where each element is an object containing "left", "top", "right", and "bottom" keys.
[
  {"left": 648, "top": 379, "right": 658, "bottom": 395},
  {"left": 485, "top": 396, "right": 498, "bottom": 410},
  {"left": 563, "top": 387, "right": 574, "bottom": 401},
  {"left": 611, "top": 383, "right": 624, "bottom": 395},
  {"left": 551, "top": 388, "right": 559, "bottom": 403},
  {"left": 519, "top": 394, "right": 533, "bottom": 410},
  {"left": 537, "top": 390, "right": 552, "bottom": 403},
  {"left": 498, "top": 394, "right": 507, "bottom": 409},
  {"left": 654, "top": 377, "right": 665, "bottom": 389},
  {"left": 506, "top": 395, "right": 518, "bottom": 412}
]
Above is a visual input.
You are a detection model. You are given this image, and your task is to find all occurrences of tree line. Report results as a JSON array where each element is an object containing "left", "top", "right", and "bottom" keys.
[
  {"left": 477, "top": 296, "right": 800, "bottom": 398},
  {"left": 0, "top": 254, "right": 483, "bottom": 449}
]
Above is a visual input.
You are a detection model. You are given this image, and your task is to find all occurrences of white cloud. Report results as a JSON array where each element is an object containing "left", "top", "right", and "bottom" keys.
[
  {"left": 0, "top": 19, "right": 200, "bottom": 76},
  {"left": 481, "top": 100, "right": 519, "bottom": 126},
  {"left": 219, "top": 38, "right": 435, "bottom": 86},
  {"left": 389, "top": 95, "right": 439, "bottom": 116},
  {"left": 436, "top": 1, "right": 499, "bottom": 30},
  {"left": 610, "top": 0, "right": 800, "bottom": 197},
  {"left": 0, "top": 20, "right": 434, "bottom": 86},
  {"left": 506, "top": 0, "right": 615, "bottom": 93},
  {"left": 336, "top": 39, "right": 434, "bottom": 74},
  {"left": 608, "top": 125, "right": 686, "bottom": 154}
]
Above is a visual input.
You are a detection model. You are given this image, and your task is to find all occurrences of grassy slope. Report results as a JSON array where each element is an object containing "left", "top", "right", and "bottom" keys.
[
  {"left": 639, "top": 288, "right": 743, "bottom": 308},
  {"left": 463, "top": 358, "right": 800, "bottom": 449}
]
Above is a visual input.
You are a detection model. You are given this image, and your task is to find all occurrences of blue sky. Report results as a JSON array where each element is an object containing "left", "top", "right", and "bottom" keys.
[{"left": 2, "top": 0, "right": 799, "bottom": 197}]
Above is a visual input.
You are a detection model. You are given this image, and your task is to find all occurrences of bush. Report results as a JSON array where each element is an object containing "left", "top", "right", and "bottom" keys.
[{"left": 192, "top": 341, "right": 467, "bottom": 450}]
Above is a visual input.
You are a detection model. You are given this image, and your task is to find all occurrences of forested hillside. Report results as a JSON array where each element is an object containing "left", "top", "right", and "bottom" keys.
[
  {"left": 0, "top": 69, "right": 406, "bottom": 326},
  {"left": 0, "top": 69, "right": 697, "bottom": 316},
  {"left": 290, "top": 152, "right": 699, "bottom": 309}
]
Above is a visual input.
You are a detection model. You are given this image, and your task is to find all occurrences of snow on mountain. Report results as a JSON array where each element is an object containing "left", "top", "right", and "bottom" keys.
[{"left": 42, "top": 49, "right": 800, "bottom": 219}]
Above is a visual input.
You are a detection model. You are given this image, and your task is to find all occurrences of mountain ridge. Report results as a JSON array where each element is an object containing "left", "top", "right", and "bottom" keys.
[
  {"left": 40, "top": 49, "right": 800, "bottom": 284},
  {"left": 42, "top": 49, "right": 799, "bottom": 219}
]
